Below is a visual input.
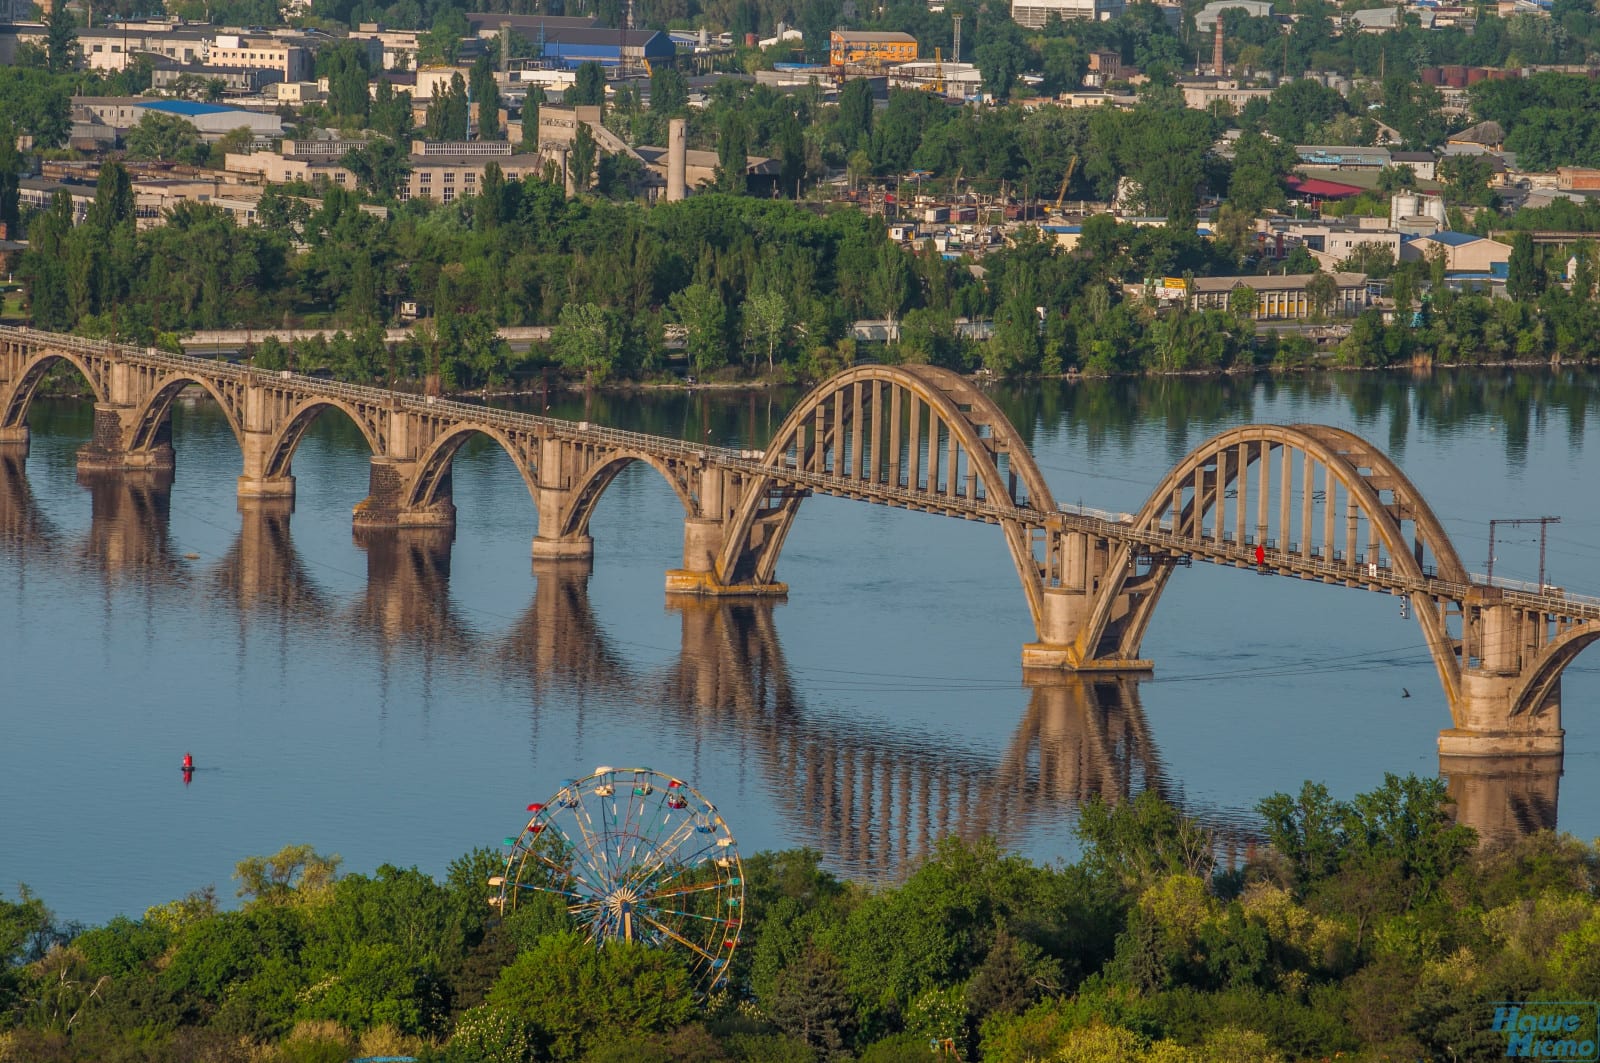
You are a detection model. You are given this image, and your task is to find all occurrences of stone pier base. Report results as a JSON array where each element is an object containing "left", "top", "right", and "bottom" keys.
[{"left": 531, "top": 534, "right": 594, "bottom": 561}]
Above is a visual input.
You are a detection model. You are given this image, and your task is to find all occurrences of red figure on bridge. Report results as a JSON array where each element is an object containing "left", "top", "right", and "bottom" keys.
[{"left": 1254, "top": 544, "right": 1266, "bottom": 567}]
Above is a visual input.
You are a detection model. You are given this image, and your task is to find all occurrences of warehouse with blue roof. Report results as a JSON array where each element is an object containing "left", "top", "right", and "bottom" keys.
[{"left": 136, "top": 99, "right": 284, "bottom": 139}]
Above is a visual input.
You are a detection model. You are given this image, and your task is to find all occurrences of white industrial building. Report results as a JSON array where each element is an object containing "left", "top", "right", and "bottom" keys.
[{"left": 1011, "top": 0, "right": 1125, "bottom": 27}]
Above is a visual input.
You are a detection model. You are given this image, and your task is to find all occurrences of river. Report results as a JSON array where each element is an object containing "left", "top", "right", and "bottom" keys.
[{"left": 3, "top": 368, "right": 1597, "bottom": 926}]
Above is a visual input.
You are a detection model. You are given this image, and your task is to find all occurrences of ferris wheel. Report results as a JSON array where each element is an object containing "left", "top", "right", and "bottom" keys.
[{"left": 489, "top": 766, "right": 744, "bottom": 990}]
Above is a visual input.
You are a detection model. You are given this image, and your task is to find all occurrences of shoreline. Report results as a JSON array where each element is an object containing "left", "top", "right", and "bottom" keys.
[{"left": 27, "top": 354, "right": 1591, "bottom": 404}]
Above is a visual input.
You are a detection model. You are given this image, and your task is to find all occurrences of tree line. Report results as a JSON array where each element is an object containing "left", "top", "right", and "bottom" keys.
[{"left": 3, "top": 774, "right": 1598, "bottom": 1061}]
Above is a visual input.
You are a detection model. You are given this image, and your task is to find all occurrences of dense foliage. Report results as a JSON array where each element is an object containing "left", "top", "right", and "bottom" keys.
[{"left": 2, "top": 776, "right": 1596, "bottom": 1061}]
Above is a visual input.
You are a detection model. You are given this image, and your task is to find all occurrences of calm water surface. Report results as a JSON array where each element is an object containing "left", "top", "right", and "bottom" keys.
[{"left": 4, "top": 369, "right": 1599, "bottom": 925}]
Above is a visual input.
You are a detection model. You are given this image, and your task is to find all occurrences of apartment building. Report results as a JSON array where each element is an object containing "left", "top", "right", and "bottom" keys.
[{"left": 207, "top": 34, "right": 313, "bottom": 83}]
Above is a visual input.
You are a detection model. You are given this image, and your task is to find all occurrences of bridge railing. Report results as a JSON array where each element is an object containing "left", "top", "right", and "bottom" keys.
[
  {"left": 12, "top": 327, "right": 1600, "bottom": 622},
  {"left": 2, "top": 326, "right": 754, "bottom": 465}
]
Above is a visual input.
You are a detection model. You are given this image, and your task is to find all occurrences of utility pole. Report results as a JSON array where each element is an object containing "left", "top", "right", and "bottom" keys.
[{"left": 1486, "top": 516, "right": 1561, "bottom": 589}]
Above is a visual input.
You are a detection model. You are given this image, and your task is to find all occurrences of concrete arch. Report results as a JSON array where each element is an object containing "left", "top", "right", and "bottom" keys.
[
  {"left": 557, "top": 451, "right": 698, "bottom": 540},
  {"left": 259, "top": 397, "right": 385, "bottom": 479},
  {"left": 1290, "top": 423, "right": 1469, "bottom": 583},
  {"left": 714, "top": 363, "right": 1056, "bottom": 620},
  {"left": 1508, "top": 622, "right": 1600, "bottom": 718},
  {"left": 1077, "top": 424, "right": 1465, "bottom": 715},
  {"left": 406, "top": 424, "right": 540, "bottom": 513},
  {"left": 1, "top": 350, "right": 110, "bottom": 429},
  {"left": 126, "top": 372, "right": 246, "bottom": 456}
]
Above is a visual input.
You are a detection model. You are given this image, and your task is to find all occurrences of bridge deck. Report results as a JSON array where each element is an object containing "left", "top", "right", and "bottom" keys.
[{"left": 8, "top": 325, "right": 1598, "bottom": 624}]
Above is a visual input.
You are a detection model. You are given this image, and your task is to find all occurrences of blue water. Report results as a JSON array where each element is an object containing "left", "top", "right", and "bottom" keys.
[{"left": 2, "top": 371, "right": 1597, "bottom": 926}]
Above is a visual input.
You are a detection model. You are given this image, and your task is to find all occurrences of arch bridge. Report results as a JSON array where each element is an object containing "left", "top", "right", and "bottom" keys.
[{"left": 3, "top": 325, "right": 1596, "bottom": 761}]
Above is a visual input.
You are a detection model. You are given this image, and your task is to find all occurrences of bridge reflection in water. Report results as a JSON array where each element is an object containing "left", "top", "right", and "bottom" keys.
[{"left": 0, "top": 452, "right": 1564, "bottom": 871}]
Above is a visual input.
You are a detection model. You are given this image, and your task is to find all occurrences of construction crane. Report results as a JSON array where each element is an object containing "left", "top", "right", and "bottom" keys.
[
  {"left": 931, "top": 46, "right": 944, "bottom": 95},
  {"left": 1053, "top": 154, "right": 1080, "bottom": 215}
]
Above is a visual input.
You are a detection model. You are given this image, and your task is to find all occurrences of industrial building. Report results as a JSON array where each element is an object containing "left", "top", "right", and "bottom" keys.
[
  {"left": 1010, "top": 0, "right": 1124, "bottom": 26},
  {"left": 534, "top": 26, "right": 676, "bottom": 70},
  {"left": 828, "top": 30, "right": 918, "bottom": 67}
]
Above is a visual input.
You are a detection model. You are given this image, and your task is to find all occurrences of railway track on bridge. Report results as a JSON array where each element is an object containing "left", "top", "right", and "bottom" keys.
[{"left": 3, "top": 325, "right": 1596, "bottom": 757}]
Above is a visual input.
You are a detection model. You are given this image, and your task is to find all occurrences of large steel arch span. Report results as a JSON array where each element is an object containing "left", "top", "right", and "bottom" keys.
[
  {"left": 714, "top": 362, "right": 1059, "bottom": 618},
  {"left": 1, "top": 348, "right": 111, "bottom": 429},
  {"left": 1075, "top": 423, "right": 1471, "bottom": 718}
]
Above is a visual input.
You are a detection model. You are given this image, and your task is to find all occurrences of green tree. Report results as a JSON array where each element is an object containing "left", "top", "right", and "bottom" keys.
[
  {"left": 1438, "top": 154, "right": 1496, "bottom": 207},
  {"left": 569, "top": 122, "right": 597, "bottom": 191},
  {"left": 1307, "top": 271, "right": 1340, "bottom": 318},
  {"left": 551, "top": 301, "right": 619, "bottom": 382},
  {"left": 322, "top": 41, "right": 371, "bottom": 123},
  {"left": 0, "top": 68, "right": 71, "bottom": 148},
  {"left": 486, "top": 933, "right": 695, "bottom": 1061},
  {"left": 1508, "top": 230, "right": 1543, "bottom": 300},
  {"left": 417, "top": 7, "right": 468, "bottom": 65},
  {"left": 519, "top": 86, "right": 544, "bottom": 152},
  {"left": 0, "top": 117, "right": 24, "bottom": 235},
  {"left": 668, "top": 282, "right": 730, "bottom": 375},
  {"left": 1376, "top": 163, "right": 1417, "bottom": 194},
  {"left": 234, "top": 844, "right": 343, "bottom": 905},
  {"left": 341, "top": 139, "right": 412, "bottom": 199},
  {"left": 835, "top": 77, "right": 874, "bottom": 152},
  {"left": 125, "top": 111, "right": 204, "bottom": 163},
  {"left": 471, "top": 54, "right": 501, "bottom": 140},
  {"left": 975, "top": 21, "right": 1029, "bottom": 102},
  {"left": 424, "top": 73, "right": 470, "bottom": 141},
  {"left": 650, "top": 65, "right": 688, "bottom": 115},
  {"left": 716, "top": 110, "right": 749, "bottom": 194},
  {"left": 743, "top": 288, "right": 790, "bottom": 375},
  {"left": 569, "top": 61, "right": 606, "bottom": 108},
  {"left": 44, "top": 1, "right": 77, "bottom": 74},
  {"left": 1263, "top": 78, "right": 1347, "bottom": 143},
  {"left": 1228, "top": 130, "right": 1296, "bottom": 214},
  {"left": 370, "top": 80, "right": 413, "bottom": 139}
]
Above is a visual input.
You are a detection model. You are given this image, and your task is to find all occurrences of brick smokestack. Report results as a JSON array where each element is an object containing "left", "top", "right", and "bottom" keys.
[{"left": 667, "top": 118, "right": 687, "bottom": 202}]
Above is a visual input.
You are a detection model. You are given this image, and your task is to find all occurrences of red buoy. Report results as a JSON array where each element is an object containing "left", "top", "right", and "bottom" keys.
[{"left": 182, "top": 752, "right": 194, "bottom": 771}]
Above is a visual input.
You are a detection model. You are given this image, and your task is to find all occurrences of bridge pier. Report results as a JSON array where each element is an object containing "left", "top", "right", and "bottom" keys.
[
  {"left": 77, "top": 402, "right": 172, "bottom": 474},
  {"left": 0, "top": 424, "right": 27, "bottom": 452},
  {"left": 664, "top": 514, "right": 788, "bottom": 597},
  {"left": 1021, "top": 560, "right": 1153, "bottom": 672},
  {"left": 1441, "top": 601, "right": 1565, "bottom": 758},
  {"left": 237, "top": 428, "right": 294, "bottom": 500},
  {"left": 352, "top": 456, "right": 456, "bottom": 530},
  {"left": 1440, "top": 669, "right": 1565, "bottom": 757},
  {"left": 530, "top": 437, "right": 594, "bottom": 560}
]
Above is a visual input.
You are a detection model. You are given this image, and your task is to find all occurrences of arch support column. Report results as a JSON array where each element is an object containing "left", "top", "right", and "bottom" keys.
[
  {"left": 352, "top": 456, "right": 455, "bottom": 530},
  {"left": 1442, "top": 602, "right": 1563, "bottom": 758},
  {"left": 665, "top": 516, "right": 791, "bottom": 595},
  {"left": 1441, "top": 668, "right": 1564, "bottom": 757},
  {"left": 77, "top": 402, "right": 172, "bottom": 473},
  {"left": 1023, "top": 533, "right": 1151, "bottom": 672},
  {"left": 531, "top": 438, "right": 592, "bottom": 560},
  {"left": 237, "top": 428, "right": 294, "bottom": 499}
]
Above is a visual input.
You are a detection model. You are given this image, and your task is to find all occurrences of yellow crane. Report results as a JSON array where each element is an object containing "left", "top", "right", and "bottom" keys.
[
  {"left": 931, "top": 47, "right": 944, "bottom": 95},
  {"left": 1053, "top": 154, "right": 1080, "bottom": 215}
]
